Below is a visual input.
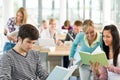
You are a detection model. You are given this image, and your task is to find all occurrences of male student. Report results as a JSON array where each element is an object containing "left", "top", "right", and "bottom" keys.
[
  {"left": 0, "top": 24, "right": 48, "bottom": 80},
  {"left": 62, "top": 20, "right": 83, "bottom": 68}
]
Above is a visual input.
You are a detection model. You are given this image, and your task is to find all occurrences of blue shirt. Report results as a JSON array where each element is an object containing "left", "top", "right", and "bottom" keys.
[{"left": 69, "top": 31, "right": 102, "bottom": 59}]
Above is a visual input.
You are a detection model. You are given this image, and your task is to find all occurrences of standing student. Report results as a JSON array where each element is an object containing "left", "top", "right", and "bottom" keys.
[
  {"left": 69, "top": 19, "right": 102, "bottom": 80},
  {"left": 91, "top": 24, "right": 120, "bottom": 80},
  {"left": 0, "top": 24, "right": 48, "bottom": 80},
  {"left": 3, "top": 7, "right": 27, "bottom": 52}
]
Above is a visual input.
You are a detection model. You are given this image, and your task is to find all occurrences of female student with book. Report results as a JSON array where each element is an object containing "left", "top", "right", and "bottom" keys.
[
  {"left": 69, "top": 19, "right": 102, "bottom": 80},
  {"left": 90, "top": 24, "right": 120, "bottom": 80},
  {"left": 3, "top": 7, "right": 27, "bottom": 52}
]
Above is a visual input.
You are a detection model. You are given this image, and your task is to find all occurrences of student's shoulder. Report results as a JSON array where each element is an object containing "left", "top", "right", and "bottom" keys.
[
  {"left": 1, "top": 50, "right": 14, "bottom": 59},
  {"left": 77, "top": 31, "right": 84, "bottom": 37},
  {"left": 29, "top": 50, "right": 40, "bottom": 56},
  {"left": 68, "top": 30, "right": 73, "bottom": 33}
]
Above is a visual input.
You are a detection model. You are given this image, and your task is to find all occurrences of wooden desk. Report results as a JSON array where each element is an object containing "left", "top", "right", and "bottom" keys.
[
  {"left": 32, "top": 45, "right": 70, "bottom": 56},
  {"left": 33, "top": 45, "right": 79, "bottom": 77},
  {"left": 32, "top": 45, "right": 70, "bottom": 72},
  {"left": 58, "top": 34, "right": 66, "bottom": 40}
]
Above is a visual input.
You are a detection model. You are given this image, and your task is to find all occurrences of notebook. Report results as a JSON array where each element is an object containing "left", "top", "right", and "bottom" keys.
[{"left": 46, "top": 65, "right": 77, "bottom": 80}]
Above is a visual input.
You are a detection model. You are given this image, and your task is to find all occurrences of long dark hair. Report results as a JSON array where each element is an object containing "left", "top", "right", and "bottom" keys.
[{"left": 102, "top": 24, "right": 120, "bottom": 66}]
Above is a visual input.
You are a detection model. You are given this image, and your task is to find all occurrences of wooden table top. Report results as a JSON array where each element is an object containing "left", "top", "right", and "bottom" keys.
[{"left": 32, "top": 45, "right": 71, "bottom": 56}]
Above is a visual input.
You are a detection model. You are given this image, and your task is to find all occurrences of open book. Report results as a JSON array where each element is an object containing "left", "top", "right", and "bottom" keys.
[
  {"left": 7, "top": 30, "right": 18, "bottom": 37},
  {"left": 79, "top": 51, "right": 109, "bottom": 66},
  {"left": 46, "top": 65, "right": 77, "bottom": 80}
]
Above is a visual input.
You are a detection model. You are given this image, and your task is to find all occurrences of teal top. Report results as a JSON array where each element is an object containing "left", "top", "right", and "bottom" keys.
[{"left": 69, "top": 31, "right": 102, "bottom": 59}]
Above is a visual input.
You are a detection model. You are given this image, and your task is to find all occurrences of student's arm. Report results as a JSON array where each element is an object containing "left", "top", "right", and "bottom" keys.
[
  {"left": 36, "top": 52, "right": 49, "bottom": 80},
  {"left": 107, "top": 65, "right": 120, "bottom": 74},
  {"left": 96, "top": 67, "right": 108, "bottom": 80},
  {"left": 69, "top": 32, "right": 83, "bottom": 60},
  {"left": 0, "top": 54, "right": 12, "bottom": 79},
  {"left": 65, "top": 30, "right": 74, "bottom": 41},
  {"left": 90, "top": 62, "right": 108, "bottom": 80},
  {"left": 65, "top": 32, "right": 71, "bottom": 41}
]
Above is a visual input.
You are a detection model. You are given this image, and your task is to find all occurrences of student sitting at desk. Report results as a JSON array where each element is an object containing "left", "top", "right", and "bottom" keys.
[
  {"left": 61, "top": 20, "right": 73, "bottom": 30},
  {"left": 40, "top": 18, "right": 62, "bottom": 46},
  {"left": 0, "top": 24, "right": 48, "bottom": 80},
  {"left": 62, "top": 20, "right": 83, "bottom": 68},
  {"left": 39, "top": 20, "right": 48, "bottom": 34}
]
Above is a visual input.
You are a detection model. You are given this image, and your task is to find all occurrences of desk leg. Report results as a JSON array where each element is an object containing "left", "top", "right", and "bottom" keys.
[{"left": 61, "top": 56, "right": 63, "bottom": 66}]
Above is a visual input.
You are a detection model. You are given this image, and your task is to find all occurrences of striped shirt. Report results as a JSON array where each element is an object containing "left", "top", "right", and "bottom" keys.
[{"left": 0, "top": 49, "right": 48, "bottom": 80}]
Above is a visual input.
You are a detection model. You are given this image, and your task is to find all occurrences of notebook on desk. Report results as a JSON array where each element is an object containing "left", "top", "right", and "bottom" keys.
[{"left": 38, "top": 38, "right": 56, "bottom": 47}]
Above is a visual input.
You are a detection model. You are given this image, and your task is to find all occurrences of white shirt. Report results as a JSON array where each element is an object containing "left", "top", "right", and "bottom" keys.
[{"left": 108, "top": 54, "right": 120, "bottom": 80}]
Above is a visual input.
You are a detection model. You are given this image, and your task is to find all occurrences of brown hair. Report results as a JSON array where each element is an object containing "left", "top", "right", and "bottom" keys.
[
  {"left": 42, "top": 20, "right": 46, "bottom": 23},
  {"left": 74, "top": 20, "right": 82, "bottom": 26},
  {"left": 49, "top": 18, "right": 56, "bottom": 24},
  {"left": 64, "top": 20, "right": 70, "bottom": 26}
]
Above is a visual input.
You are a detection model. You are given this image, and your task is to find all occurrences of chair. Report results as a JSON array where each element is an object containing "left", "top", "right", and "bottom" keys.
[{"left": 39, "top": 52, "right": 48, "bottom": 71}]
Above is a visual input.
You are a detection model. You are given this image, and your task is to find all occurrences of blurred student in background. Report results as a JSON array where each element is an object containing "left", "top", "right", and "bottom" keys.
[
  {"left": 40, "top": 18, "right": 62, "bottom": 46},
  {"left": 64, "top": 20, "right": 83, "bottom": 42},
  {"left": 61, "top": 20, "right": 73, "bottom": 30},
  {"left": 63, "top": 20, "right": 83, "bottom": 68},
  {"left": 39, "top": 20, "right": 48, "bottom": 33},
  {"left": 91, "top": 24, "right": 120, "bottom": 80},
  {"left": 69, "top": 19, "right": 102, "bottom": 80},
  {"left": 40, "top": 18, "right": 57, "bottom": 42},
  {"left": 3, "top": 7, "right": 27, "bottom": 52}
]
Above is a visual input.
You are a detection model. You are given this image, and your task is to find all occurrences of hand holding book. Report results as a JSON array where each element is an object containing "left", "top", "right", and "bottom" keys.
[{"left": 90, "top": 61, "right": 101, "bottom": 77}]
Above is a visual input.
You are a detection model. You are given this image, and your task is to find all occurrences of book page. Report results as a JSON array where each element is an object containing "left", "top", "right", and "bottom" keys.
[
  {"left": 47, "top": 65, "right": 77, "bottom": 80},
  {"left": 64, "top": 65, "right": 77, "bottom": 80},
  {"left": 92, "top": 53, "right": 109, "bottom": 66},
  {"left": 7, "top": 30, "right": 18, "bottom": 37},
  {"left": 79, "top": 52, "right": 92, "bottom": 65}
]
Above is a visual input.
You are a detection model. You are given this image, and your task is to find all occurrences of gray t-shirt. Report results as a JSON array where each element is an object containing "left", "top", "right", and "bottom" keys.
[{"left": 0, "top": 49, "right": 48, "bottom": 80}]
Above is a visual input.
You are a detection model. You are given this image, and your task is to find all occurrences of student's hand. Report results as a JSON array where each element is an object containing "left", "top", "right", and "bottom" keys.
[
  {"left": 70, "top": 58, "right": 76, "bottom": 63},
  {"left": 57, "top": 39, "right": 64, "bottom": 46},
  {"left": 90, "top": 61, "right": 101, "bottom": 76},
  {"left": 7, "top": 36, "right": 17, "bottom": 43},
  {"left": 69, "top": 58, "right": 76, "bottom": 66},
  {"left": 4, "top": 28, "right": 7, "bottom": 36},
  {"left": 106, "top": 65, "right": 114, "bottom": 72}
]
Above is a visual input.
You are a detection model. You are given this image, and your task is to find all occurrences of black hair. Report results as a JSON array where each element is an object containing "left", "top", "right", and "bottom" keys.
[{"left": 102, "top": 24, "right": 120, "bottom": 66}]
